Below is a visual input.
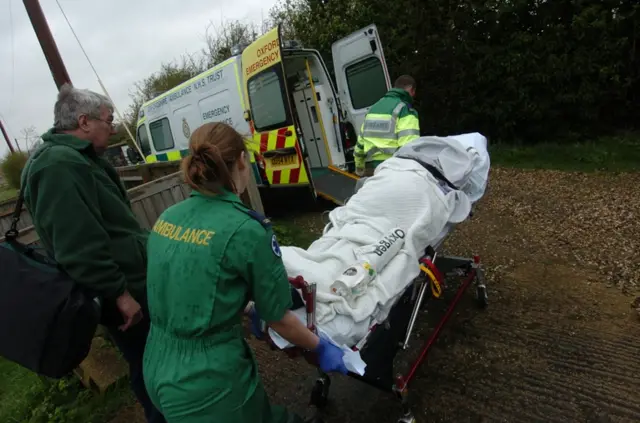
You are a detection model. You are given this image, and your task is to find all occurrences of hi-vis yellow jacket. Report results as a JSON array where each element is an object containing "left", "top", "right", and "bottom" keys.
[{"left": 354, "top": 88, "right": 420, "bottom": 169}]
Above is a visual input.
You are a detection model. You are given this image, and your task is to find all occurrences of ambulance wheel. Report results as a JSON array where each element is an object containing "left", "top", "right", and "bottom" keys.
[
  {"left": 475, "top": 285, "right": 488, "bottom": 309},
  {"left": 310, "top": 377, "right": 330, "bottom": 409}
]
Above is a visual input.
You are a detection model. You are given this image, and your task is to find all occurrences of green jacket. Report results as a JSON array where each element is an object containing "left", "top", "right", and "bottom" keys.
[
  {"left": 354, "top": 88, "right": 420, "bottom": 169},
  {"left": 21, "top": 129, "right": 148, "bottom": 300}
]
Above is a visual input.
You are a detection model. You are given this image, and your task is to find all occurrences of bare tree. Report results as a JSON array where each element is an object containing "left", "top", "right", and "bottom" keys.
[
  {"left": 20, "top": 126, "right": 43, "bottom": 154},
  {"left": 202, "top": 20, "right": 261, "bottom": 68}
]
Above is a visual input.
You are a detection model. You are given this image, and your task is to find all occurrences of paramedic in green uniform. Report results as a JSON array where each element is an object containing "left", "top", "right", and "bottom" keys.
[{"left": 143, "top": 122, "right": 348, "bottom": 423}]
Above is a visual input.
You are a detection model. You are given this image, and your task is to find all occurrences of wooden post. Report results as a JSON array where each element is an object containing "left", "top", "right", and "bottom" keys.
[
  {"left": 23, "top": 0, "right": 72, "bottom": 90},
  {"left": 0, "top": 119, "right": 15, "bottom": 153}
]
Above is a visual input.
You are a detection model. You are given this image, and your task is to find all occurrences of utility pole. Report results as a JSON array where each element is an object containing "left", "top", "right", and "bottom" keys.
[
  {"left": 23, "top": 0, "right": 72, "bottom": 89},
  {"left": 0, "top": 120, "right": 15, "bottom": 153}
]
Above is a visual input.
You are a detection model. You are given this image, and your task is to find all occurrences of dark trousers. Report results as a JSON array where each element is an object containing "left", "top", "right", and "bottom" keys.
[{"left": 105, "top": 298, "right": 166, "bottom": 423}]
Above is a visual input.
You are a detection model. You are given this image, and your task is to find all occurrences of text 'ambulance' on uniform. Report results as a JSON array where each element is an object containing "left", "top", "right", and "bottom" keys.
[
  {"left": 354, "top": 75, "right": 421, "bottom": 176},
  {"left": 142, "top": 122, "right": 347, "bottom": 423}
]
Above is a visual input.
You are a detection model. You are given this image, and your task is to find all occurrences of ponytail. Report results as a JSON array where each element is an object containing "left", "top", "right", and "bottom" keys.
[{"left": 182, "top": 122, "right": 247, "bottom": 194}]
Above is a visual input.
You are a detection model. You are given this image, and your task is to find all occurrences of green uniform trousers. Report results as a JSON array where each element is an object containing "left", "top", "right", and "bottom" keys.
[{"left": 144, "top": 326, "right": 305, "bottom": 423}]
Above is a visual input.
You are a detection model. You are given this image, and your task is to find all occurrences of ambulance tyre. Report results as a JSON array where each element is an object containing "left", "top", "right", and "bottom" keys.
[{"left": 310, "top": 377, "right": 330, "bottom": 409}]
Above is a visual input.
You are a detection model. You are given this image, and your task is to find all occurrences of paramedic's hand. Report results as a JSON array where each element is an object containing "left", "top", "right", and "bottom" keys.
[
  {"left": 355, "top": 167, "right": 364, "bottom": 177},
  {"left": 314, "top": 336, "right": 348, "bottom": 375},
  {"left": 116, "top": 290, "right": 143, "bottom": 331},
  {"left": 248, "top": 306, "right": 263, "bottom": 339}
]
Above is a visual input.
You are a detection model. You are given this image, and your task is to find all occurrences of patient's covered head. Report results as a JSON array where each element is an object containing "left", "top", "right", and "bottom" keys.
[{"left": 182, "top": 122, "right": 250, "bottom": 196}]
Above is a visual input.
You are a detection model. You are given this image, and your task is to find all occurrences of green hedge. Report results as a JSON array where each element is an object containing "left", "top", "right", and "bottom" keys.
[
  {"left": 271, "top": 0, "right": 639, "bottom": 144},
  {"left": 1, "top": 151, "right": 29, "bottom": 189}
]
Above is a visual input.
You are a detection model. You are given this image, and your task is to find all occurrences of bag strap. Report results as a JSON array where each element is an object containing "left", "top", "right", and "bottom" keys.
[
  {"left": 4, "top": 143, "right": 55, "bottom": 241},
  {"left": 4, "top": 189, "right": 24, "bottom": 240}
]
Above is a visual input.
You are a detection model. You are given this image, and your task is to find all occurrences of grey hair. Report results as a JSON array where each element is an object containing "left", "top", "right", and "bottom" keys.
[{"left": 53, "top": 83, "right": 113, "bottom": 131}]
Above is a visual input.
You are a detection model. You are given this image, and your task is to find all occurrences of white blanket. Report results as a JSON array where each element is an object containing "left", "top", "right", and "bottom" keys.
[{"left": 273, "top": 133, "right": 491, "bottom": 348}]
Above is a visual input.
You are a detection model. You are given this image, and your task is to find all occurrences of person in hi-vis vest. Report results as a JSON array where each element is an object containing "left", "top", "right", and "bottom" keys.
[{"left": 354, "top": 75, "right": 420, "bottom": 176}]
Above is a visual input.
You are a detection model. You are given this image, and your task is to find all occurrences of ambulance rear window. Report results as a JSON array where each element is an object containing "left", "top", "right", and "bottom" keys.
[
  {"left": 346, "top": 57, "right": 388, "bottom": 109},
  {"left": 149, "top": 118, "right": 175, "bottom": 152},
  {"left": 247, "top": 68, "right": 290, "bottom": 132}
]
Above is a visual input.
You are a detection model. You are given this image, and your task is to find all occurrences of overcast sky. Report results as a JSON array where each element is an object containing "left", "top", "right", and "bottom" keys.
[{"left": 0, "top": 0, "right": 278, "bottom": 155}]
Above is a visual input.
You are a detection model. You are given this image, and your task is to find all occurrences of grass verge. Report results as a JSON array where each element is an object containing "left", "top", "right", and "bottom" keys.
[
  {"left": 0, "top": 358, "right": 133, "bottom": 423},
  {"left": 489, "top": 133, "right": 640, "bottom": 172},
  {"left": 273, "top": 220, "right": 319, "bottom": 249}
]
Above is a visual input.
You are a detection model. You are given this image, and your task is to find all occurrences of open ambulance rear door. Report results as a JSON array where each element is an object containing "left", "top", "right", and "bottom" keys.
[
  {"left": 242, "top": 26, "right": 312, "bottom": 191},
  {"left": 331, "top": 24, "right": 392, "bottom": 137},
  {"left": 309, "top": 24, "right": 392, "bottom": 205}
]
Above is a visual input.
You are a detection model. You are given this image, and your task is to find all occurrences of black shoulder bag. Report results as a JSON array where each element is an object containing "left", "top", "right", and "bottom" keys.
[{"left": 0, "top": 162, "right": 101, "bottom": 378}]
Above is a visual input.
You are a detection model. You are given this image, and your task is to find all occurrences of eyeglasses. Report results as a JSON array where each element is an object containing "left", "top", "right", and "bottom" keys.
[
  {"left": 78, "top": 114, "right": 117, "bottom": 130},
  {"left": 94, "top": 118, "right": 116, "bottom": 129}
]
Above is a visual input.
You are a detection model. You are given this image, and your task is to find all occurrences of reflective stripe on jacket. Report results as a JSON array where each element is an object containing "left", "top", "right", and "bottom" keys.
[{"left": 354, "top": 88, "right": 420, "bottom": 169}]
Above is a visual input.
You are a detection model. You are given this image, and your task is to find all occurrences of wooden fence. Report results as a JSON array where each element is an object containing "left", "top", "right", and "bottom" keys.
[
  {"left": 0, "top": 199, "right": 32, "bottom": 236},
  {"left": 0, "top": 152, "right": 264, "bottom": 245},
  {"left": 1, "top": 173, "right": 188, "bottom": 244},
  {"left": 1, "top": 170, "right": 263, "bottom": 246},
  {"left": 127, "top": 172, "right": 192, "bottom": 230},
  {"left": 116, "top": 161, "right": 183, "bottom": 190},
  {"left": 0, "top": 197, "right": 19, "bottom": 215}
]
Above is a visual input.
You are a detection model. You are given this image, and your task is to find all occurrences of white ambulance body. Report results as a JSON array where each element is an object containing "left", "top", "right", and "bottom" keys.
[{"left": 135, "top": 56, "right": 250, "bottom": 163}]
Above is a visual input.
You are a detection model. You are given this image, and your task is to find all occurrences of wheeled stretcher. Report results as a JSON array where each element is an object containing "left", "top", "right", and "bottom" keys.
[
  {"left": 251, "top": 133, "right": 491, "bottom": 421},
  {"left": 258, "top": 241, "right": 488, "bottom": 423}
]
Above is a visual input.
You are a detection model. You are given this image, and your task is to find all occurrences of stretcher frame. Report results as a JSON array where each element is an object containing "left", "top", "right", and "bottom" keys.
[{"left": 259, "top": 243, "right": 488, "bottom": 423}]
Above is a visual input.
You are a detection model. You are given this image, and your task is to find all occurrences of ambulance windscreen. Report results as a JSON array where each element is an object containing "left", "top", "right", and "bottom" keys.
[
  {"left": 149, "top": 118, "right": 175, "bottom": 152},
  {"left": 248, "top": 69, "right": 288, "bottom": 132},
  {"left": 136, "top": 125, "right": 152, "bottom": 157}
]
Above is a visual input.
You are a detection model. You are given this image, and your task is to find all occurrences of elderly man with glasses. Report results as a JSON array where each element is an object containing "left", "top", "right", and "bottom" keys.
[{"left": 19, "top": 84, "right": 165, "bottom": 423}]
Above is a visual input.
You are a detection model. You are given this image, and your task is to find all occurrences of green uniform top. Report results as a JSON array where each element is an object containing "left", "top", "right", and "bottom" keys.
[
  {"left": 354, "top": 88, "right": 420, "bottom": 170},
  {"left": 20, "top": 129, "right": 148, "bottom": 301},
  {"left": 143, "top": 189, "right": 296, "bottom": 422}
]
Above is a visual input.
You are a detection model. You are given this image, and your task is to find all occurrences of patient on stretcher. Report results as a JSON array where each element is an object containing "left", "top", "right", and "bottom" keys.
[{"left": 271, "top": 133, "right": 491, "bottom": 349}]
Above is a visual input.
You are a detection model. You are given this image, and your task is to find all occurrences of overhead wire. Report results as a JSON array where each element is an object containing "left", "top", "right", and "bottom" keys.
[
  {"left": 8, "top": 0, "right": 16, "bottom": 114},
  {"left": 53, "top": 0, "right": 146, "bottom": 161}
]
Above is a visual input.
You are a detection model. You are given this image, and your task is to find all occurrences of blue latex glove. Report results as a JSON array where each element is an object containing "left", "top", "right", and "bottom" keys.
[
  {"left": 314, "top": 336, "right": 348, "bottom": 375},
  {"left": 248, "top": 306, "right": 263, "bottom": 339}
]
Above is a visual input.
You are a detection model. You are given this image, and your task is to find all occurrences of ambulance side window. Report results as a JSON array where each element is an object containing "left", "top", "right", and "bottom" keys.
[
  {"left": 136, "top": 125, "right": 152, "bottom": 157},
  {"left": 149, "top": 118, "right": 175, "bottom": 152},
  {"left": 345, "top": 57, "right": 388, "bottom": 109},
  {"left": 247, "top": 67, "right": 291, "bottom": 132}
]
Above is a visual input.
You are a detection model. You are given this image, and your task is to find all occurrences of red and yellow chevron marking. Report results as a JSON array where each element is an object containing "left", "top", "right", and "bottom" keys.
[
  {"left": 253, "top": 126, "right": 309, "bottom": 186},
  {"left": 247, "top": 120, "right": 257, "bottom": 164}
]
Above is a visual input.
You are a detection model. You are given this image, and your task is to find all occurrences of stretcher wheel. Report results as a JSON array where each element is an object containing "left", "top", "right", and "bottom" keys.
[
  {"left": 310, "top": 377, "right": 331, "bottom": 409},
  {"left": 475, "top": 285, "right": 488, "bottom": 308}
]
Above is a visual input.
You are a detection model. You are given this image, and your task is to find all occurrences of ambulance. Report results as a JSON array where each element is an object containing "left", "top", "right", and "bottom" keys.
[{"left": 134, "top": 23, "right": 392, "bottom": 205}]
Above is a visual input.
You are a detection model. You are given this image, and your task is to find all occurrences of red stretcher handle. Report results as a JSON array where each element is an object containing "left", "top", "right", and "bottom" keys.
[
  {"left": 288, "top": 275, "right": 316, "bottom": 332},
  {"left": 288, "top": 275, "right": 306, "bottom": 289}
]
